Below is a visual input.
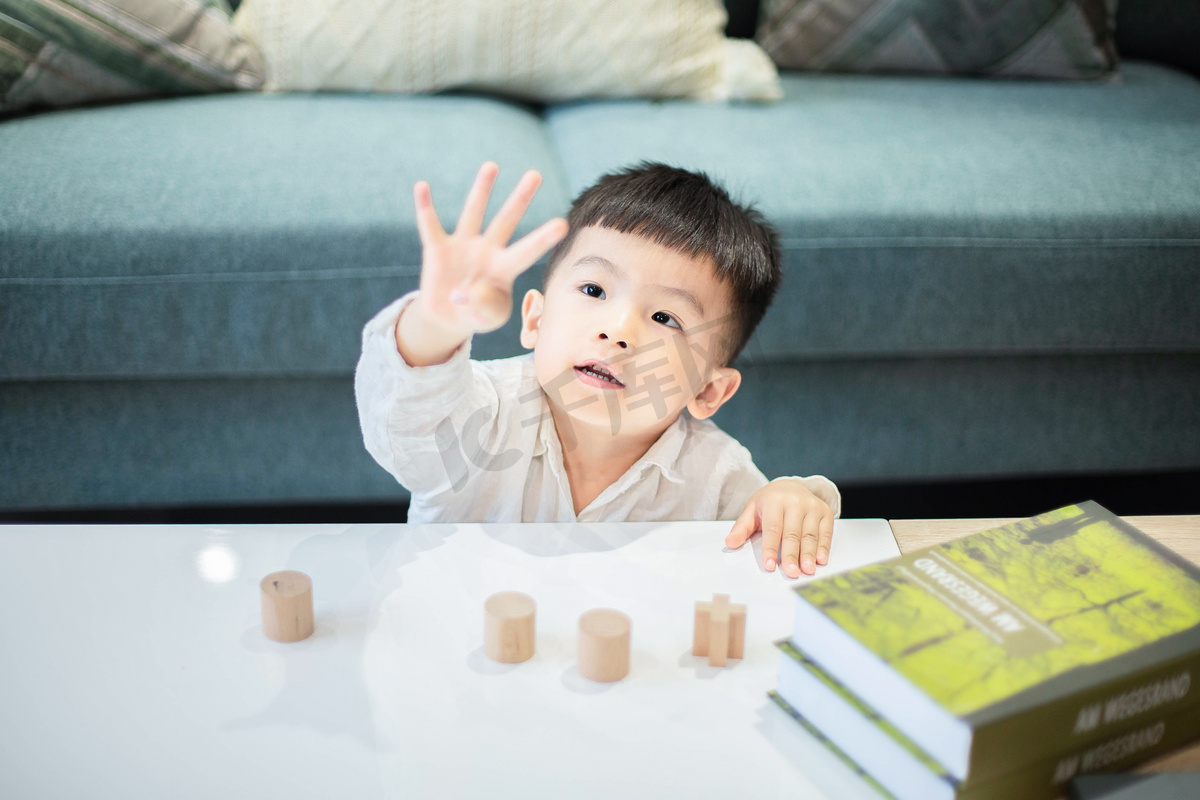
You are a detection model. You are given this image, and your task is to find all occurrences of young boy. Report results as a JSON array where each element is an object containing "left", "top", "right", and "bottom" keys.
[{"left": 355, "top": 161, "right": 841, "bottom": 578}]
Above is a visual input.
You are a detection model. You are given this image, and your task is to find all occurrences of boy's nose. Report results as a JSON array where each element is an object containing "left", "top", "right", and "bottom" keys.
[{"left": 598, "top": 332, "right": 628, "bottom": 349}]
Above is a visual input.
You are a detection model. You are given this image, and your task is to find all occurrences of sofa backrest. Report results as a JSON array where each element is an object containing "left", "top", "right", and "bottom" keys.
[
  {"left": 1115, "top": 0, "right": 1200, "bottom": 77},
  {"left": 723, "top": 0, "right": 760, "bottom": 38}
]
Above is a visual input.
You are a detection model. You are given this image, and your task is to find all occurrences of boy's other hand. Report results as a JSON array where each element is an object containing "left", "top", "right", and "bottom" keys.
[
  {"left": 414, "top": 161, "right": 569, "bottom": 335},
  {"left": 725, "top": 479, "right": 835, "bottom": 578}
]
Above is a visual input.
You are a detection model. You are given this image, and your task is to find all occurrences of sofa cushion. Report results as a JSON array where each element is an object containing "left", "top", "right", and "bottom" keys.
[
  {"left": 0, "top": 0, "right": 263, "bottom": 117},
  {"left": 0, "top": 90, "right": 571, "bottom": 380},
  {"left": 1115, "top": 0, "right": 1200, "bottom": 80},
  {"left": 755, "top": 0, "right": 1119, "bottom": 80},
  {"left": 231, "top": 0, "right": 780, "bottom": 103},
  {"left": 544, "top": 60, "right": 1200, "bottom": 362}
]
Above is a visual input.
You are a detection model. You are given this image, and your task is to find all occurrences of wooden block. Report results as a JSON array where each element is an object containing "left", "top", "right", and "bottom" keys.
[
  {"left": 484, "top": 591, "right": 536, "bottom": 664},
  {"left": 729, "top": 601, "right": 746, "bottom": 660},
  {"left": 693, "top": 604, "right": 710, "bottom": 656},
  {"left": 577, "top": 608, "right": 631, "bottom": 682},
  {"left": 709, "top": 594, "right": 730, "bottom": 667},
  {"left": 261, "top": 570, "right": 314, "bottom": 643},
  {"left": 693, "top": 593, "right": 747, "bottom": 667}
]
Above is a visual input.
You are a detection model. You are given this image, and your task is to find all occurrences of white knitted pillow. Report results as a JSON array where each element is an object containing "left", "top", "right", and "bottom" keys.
[{"left": 231, "top": 0, "right": 781, "bottom": 102}]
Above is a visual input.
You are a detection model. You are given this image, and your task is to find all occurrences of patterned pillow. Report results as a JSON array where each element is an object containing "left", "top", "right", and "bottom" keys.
[
  {"left": 0, "top": 0, "right": 265, "bottom": 117},
  {"left": 757, "top": 0, "right": 1119, "bottom": 80},
  {"left": 231, "top": 0, "right": 782, "bottom": 102}
]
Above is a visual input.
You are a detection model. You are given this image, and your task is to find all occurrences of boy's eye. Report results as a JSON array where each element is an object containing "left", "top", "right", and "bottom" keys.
[
  {"left": 652, "top": 311, "right": 682, "bottom": 330},
  {"left": 580, "top": 283, "right": 605, "bottom": 299}
]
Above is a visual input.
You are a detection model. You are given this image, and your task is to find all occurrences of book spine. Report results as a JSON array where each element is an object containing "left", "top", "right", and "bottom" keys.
[
  {"left": 968, "top": 649, "right": 1200, "bottom": 783},
  {"left": 962, "top": 702, "right": 1200, "bottom": 800},
  {"left": 767, "top": 692, "right": 903, "bottom": 800}
]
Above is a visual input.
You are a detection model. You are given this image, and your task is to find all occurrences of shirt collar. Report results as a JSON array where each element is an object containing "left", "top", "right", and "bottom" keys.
[
  {"left": 530, "top": 390, "right": 689, "bottom": 486},
  {"left": 633, "top": 412, "right": 689, "bottom": 484},
  {"left": 533, "top": 406, "right": 552, "bottom": 458}
]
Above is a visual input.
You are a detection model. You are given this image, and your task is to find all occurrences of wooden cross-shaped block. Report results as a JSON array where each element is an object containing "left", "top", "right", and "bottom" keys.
[{"left": 692, "top": 593, "right": 746, "bottom": 667}]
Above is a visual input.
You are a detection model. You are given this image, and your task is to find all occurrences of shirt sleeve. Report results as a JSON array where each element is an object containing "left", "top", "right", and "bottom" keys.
[
  {"left": 717, "top": 461, "right": 842, "bottom": 521},
  {"left": 768, "top": 475, "right": 843, "bottom": 519},
  {"left": 715, "top": 444, "right": 770, "bottom": 520},
  {"left": 353, "top": 290, "right": 479, "bottom": 497},
  {"left": 712, "top": 429, "right": 843, "bottom": 521}
]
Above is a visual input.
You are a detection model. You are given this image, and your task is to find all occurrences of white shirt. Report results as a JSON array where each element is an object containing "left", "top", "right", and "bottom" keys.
[{"left": 354, "top": 291, "right": 841, "bottom": 524}]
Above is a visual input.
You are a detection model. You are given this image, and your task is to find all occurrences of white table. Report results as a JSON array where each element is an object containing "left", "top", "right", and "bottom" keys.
[{"left": 0, "top": 519, "right": 901, "bottom": 799}]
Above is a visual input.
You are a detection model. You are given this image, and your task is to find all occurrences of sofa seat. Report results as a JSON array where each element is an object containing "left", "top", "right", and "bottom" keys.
[
  {"left": 0, "top": 91, "right": 571, "bottom": 380},
  {"left": 546, "top": 60, "right": 1200, "bottom": 360}
]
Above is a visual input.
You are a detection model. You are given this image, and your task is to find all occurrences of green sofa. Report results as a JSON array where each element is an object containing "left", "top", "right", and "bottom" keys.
[{"left": 1, "top": 1, "right": 1197, "bottom": 512}]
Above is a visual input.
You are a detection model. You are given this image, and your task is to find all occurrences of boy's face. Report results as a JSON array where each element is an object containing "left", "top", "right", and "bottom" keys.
[{"left": 519, "top": 225, "right": 742, "bottom": 444}]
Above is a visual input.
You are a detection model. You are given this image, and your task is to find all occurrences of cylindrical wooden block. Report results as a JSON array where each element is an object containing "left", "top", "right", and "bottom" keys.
[
  {"left": 261, "top": 570, "right": 314, "bottom": 643},
  {"left": 484, "top": 591, "right": 536, "bottom": 663},
  {"left": 577, "top": 608, "right": 631, "bottom": 682}
]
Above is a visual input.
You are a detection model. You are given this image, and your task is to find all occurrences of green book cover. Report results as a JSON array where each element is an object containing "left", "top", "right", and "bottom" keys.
[
  {"left": 769, "top": 689, "right": 1200, "bottom": 800},
  {"left": 792, "top": 501, "right": 1200, "bottom": 782}
]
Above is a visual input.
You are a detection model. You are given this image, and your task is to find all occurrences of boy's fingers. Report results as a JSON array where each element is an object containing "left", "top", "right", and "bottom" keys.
[
  {"left": 498, "top": 217, "right": 569, "bottom": 281},
  {"left": 799, "top": 513, "right": 821, "bottom": 575},
  {"left": 780, "top": 507, "right": 804, "bottom": 578},
  {"left": 724, "top": 502, "right": 758, "bottom": 549},
  {"left": 760, "top": 503, "right": 785, "bottom": 572},
  {"left": 455, "top": 161, "right": 500, "bottom": 237},
  {"left": 816, "top": 514, "right": 834, "bottom": 566},
  {"left": 413, "top": 180, "right": 446, "bottom": 244},
  {"left": 484, "top": 169, "right": 542, "bottom": 246}
]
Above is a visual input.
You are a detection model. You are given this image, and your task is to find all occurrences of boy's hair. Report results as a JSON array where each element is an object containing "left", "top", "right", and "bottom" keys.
[{"left": 542, "top": 161, "right": 781, "bottom": 366}]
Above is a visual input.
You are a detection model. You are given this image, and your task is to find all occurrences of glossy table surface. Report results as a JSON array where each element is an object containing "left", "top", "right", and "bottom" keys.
[{"left": 0, "top": 519, "right": 902, "bottom": 800}]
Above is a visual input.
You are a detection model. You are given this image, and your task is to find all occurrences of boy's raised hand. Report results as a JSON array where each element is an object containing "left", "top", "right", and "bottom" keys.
[
  {"left": 414, "top": 161, "right": 569, "bottom": 335},
  {"left": 725, "top": 479, "right": 835, "bottom": 578}
]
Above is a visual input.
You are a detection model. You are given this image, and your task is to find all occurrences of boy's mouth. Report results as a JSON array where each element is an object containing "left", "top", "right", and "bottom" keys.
[{"left": 574, "top": 360, "right": 625, "bottom": 388}]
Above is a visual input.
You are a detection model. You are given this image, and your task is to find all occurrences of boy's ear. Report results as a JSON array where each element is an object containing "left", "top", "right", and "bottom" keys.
[
  {"left": 686, "top": 366, "right": 741, "bottom": 420},
  {"left": 519, "top": 289, "right": 544, "bottom": 350}
]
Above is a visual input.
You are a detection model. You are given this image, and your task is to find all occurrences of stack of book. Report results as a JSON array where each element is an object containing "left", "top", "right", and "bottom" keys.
[{"left": 770, "top": 501, "right": 1200, "bottom": 800}]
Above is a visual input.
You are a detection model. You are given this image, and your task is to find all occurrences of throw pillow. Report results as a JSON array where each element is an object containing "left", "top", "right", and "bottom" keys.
[
  {"left": 231, "top": 0, "right": 782, "bottom": 102},
  {"left": 0, "top": 0, "right": 265, "bottom": 117},
  {"left": 756, "top": 0, "right": 1119, "bottom": 80}
]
